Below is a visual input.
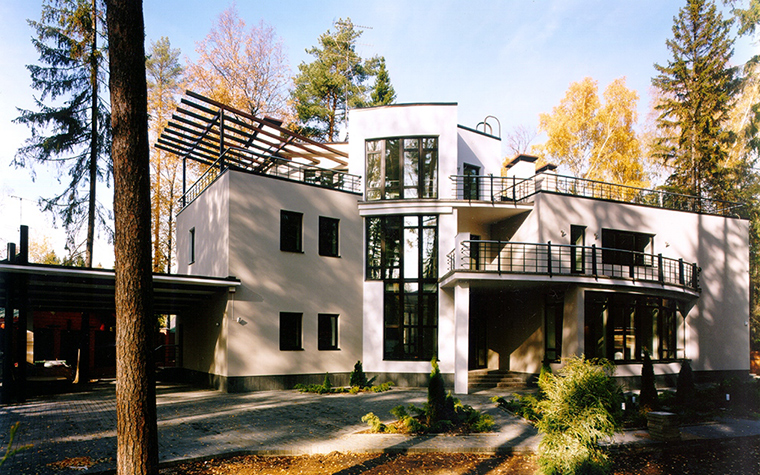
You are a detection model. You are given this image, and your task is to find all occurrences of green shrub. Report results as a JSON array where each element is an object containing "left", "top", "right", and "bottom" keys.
[
  {"left": 675, "top": 359, "right": 695, "bottom": 409},
  {"left": 361, "top": 413, "right": 388, "bottom": 433},
  {"left": 639, "top": 351, "right": 658, "bottom": 410},
  {"left": 1, "top": 422, "right": 32, "bottom": 468},
  {"left": 349, "top": 360, "right": 376, "bottom": 388},
  {"left": 362, "top": 360, "right": 493, "bottom": 434},
  {"left": 536, "top": 356, "right": 622, "bottom": 475},
  {"left": 493, "top": 393, "right": 542, "bottom": 422}
]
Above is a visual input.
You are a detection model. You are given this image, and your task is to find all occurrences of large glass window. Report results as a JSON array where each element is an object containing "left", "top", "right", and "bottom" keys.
[
  {"left": 584, "top": 293, "right": 679, "bottom": 362},
  {"left": 367, "top": 215, "right": 439, "bottom": 361},
  {"left": 366, "top": 137, "right": 438, "bottom": 200},
  {"left": 601, "top": 229, "right": 653, "bottom": 266}
]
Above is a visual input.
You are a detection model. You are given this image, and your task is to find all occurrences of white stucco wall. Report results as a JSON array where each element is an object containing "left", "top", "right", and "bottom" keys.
[
  {"left": 224, "top": 171, "right": 364, "bottom": 378},
  {"left": 456, "top": 126, "right": 502, "bottom": 177},
  {"left": 530, "top": 193, "right": 750, "bottom": 374}
]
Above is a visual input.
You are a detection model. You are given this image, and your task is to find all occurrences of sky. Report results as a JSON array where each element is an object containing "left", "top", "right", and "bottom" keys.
[{"left": 0, "top": 0, "right": 757, "bottom": 267}]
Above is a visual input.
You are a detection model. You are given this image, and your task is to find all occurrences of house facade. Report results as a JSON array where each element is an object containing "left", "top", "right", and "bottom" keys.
[{"left": 171, "top": 96, "right": 749, "bottom": 393}]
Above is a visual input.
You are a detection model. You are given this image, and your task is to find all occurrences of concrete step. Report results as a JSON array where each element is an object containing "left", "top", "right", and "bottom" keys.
[{"left": 468, "top": 371, "right": 528, "bottom": 391}]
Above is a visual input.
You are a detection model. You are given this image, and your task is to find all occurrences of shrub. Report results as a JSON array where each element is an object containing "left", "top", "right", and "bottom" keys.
[
  {"left": 493, "top": 393, "right": 542, "bottom": 422},
  {"left": 1, "top": 422, "right": 32, "bottom": 468},
  {"left": 536, "top": 356, "right": 622, "bottom": 475},
  {"left": 349, "top": 360, "right": 376, "bottom": 388},
  {"left": 639, "top": 351, "right": 658, "bottom": 410},
  {"left": 675, "top": 359, "right": 695, "bottom": 409},
  {"left": 362, "top": 359, "right": 493, "bottom": 434}
]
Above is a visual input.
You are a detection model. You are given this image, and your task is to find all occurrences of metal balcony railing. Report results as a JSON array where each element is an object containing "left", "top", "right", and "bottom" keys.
[
  {"left": 450, "top": 173, "right": 743, "bottom": 218},
  {"left": 178, "top": 152, "right": 361, "bottom": 212},
  {"left": 447, "top": 240, "right": 700, "bottom": 291}
]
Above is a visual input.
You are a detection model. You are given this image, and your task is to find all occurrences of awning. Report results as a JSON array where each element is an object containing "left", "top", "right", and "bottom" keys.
[{"left": 0, "top": 263, "right": 240, "bottom": 315}]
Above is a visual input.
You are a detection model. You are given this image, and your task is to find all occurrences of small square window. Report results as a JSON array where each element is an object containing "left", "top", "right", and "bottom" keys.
[
  {"left": 280, "top": 312, "right": 302, "bottom": 351},
  {"left": 318, "top": 314, "right": 339, "bottom": 350},
  {"left": 319, "top": 217, "right": 340, "bottom": 257},
  {"left": 189, "top": 228, "right": 196, "bottom": 264},
  {"left": 280, "top": 210, "right": 303, "bottom": 253}
]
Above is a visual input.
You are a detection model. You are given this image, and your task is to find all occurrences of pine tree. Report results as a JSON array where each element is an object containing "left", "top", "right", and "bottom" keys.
[
  {"left": 651, "top": 0, "right": 740, "bottom": 201},
  {"left": 146, "top": 37, "right": 184, "bottom": 273},
  {"left": 291, "top": 18, "right": 384, "bottom": 141},
  {"left": 370, "top": 58, "right": 396, "bottom": 106},
  {"left": 14, "top": 0, "right": 111, "bottom": 268}
]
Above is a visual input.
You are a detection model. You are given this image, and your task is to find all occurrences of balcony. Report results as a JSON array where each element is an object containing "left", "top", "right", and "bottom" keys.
[
  {"left": 450, "top": 173, "right": 743, "bottom": 218},
  {"left": 178, "top": 153, "right": 361, "bottom": 213},
  {"left": 445, "top": 240, "right": 700, "bottom": 292}
]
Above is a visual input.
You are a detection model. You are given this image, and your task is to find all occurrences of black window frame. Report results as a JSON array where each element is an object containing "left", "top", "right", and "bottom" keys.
[
  {"left": 570, "top": 225, "right": 586, "bottom": 273},
  {"left": 189, "top": 227, "right": 196, "bottom": 264},
  {"left": 601, "top": 228, "right": 654, "bottom": 267},
  {"left": 318, "top": 216, "right": 340, "bottom": 257},
  {"left": 280, "top": 210, "right": 303, "bottom": 253},
  {"left": 544, "top": 293, "right": 564, "bottom": 363},
  {"left": 317, "top": 313, "right": 340, "bottom": 350},
  {"left": 462, "top": 163, "right": 480, "bottom": 200},
  {"left": 279, "top": 312, "right": 303, "bottom": 351},
  {"left": 365, "top": 136, "right": 438, "bottom": 200},
  {"left": 584, "top": 293, "right": 679, "bottom": 363}
]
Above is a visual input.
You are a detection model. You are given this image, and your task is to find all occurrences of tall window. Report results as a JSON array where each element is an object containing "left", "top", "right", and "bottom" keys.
[
  {"left": 280, "top": 210, "right": 303, "bottom": 253},
  {"left": 319, "top": 217, "right": 340, "bottom": 257},
  {"left": 544, "top": 294, "right": 564, "bottom": 362},
  {"left": 462, "top": 163, "right": 480, "bottom": 200},
  {"left": 584, "top": 293, "right": 679, "bottom": 362},
  {"left": 318, "top": 314, "right": 339, "bottom": 350},
  {"left": 280, "top": 312, "right": 302, "bottom": 351},
  {"left": 366, "top": 215, "right": 439, "bottom": 361},
  {"left": 366, "top": 137, "right": 438, "bottom": 200},
  {"left": 601, "top": 229, "right": 653, "bottom": 266},
  {"left": 570, "top": 225, "right": 586, "bottom": 273},
  {"left": 189, "top": 228, "right": 196, "bottom": 264}
]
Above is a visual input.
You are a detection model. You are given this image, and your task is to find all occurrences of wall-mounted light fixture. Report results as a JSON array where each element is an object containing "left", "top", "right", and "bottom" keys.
[
  {"left": 560, "top": 229, "right": 566, "bottom": 237},
  {"left": 236, "top": 317, "right": 247, "bottom": 326}
]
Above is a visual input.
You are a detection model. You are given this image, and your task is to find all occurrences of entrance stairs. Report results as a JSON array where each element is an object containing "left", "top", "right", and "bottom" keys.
[{"left": 468, "top": 369, "right": 528, "bottom": 391}]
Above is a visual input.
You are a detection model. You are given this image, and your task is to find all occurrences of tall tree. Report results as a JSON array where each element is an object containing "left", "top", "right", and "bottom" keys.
[
  {"left": 292, "top": 18, "right": 384, "bottom": 141},
  {"left": 651, "top": 0, "right": 740, "bottom": 200},
  {"left": 185, "top": 5, "right": 290, "bottom": 118},
  {"left": 536, "top": 77, "right": 647, "bottom": 186},
  {"left": 14, "top": 0, "right": 111, "bottom": 268},
  {"left": 146, "top": 37, "right": 184, "bottom": 273},
  {"left": 106, "top": 0, "right": 158, "bottom": 473},
  {"left": 370, "top": 57, "right": 396, "bottom": 106}
]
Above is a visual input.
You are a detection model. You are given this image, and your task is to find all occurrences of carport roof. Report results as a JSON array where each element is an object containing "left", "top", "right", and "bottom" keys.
[{"left": 0, "top": 263, "right": 239, "bottom": 315}]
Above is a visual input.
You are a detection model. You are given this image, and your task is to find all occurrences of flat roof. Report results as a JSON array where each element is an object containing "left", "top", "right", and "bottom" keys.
[{"left": 0, "top": 263, "right": 240, "bottom": 314}]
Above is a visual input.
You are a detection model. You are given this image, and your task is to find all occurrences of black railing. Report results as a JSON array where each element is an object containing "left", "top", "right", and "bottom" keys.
[
  {"left": 449, "top": 240, "right": 700, "bottom": 291},
  {"left": 450, "top": 173, "right": 743, "bottom": 217},
  {"left": 178, "top": 153, "right": 361, "bottom": 213}
]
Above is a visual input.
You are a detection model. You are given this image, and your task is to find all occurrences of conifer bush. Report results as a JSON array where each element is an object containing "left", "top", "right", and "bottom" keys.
[
  {"left": 536, "top": 356, "right": 622, "bottom": 475},
  {"left": 639, "top": 351, "right": 658, "bottom": 410}
]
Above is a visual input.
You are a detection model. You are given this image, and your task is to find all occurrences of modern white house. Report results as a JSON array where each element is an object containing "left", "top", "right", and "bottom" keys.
[{"left": 163, "top": 92, "right": 749, "bottom": 394}]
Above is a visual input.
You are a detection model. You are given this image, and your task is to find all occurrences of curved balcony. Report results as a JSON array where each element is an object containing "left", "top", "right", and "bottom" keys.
[{"left": 444, "top": 240, "right": 700, "bottom": 292}]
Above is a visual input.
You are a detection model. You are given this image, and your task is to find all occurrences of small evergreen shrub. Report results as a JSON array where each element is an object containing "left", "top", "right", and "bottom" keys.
[
  {"left": 349, "top": 360, "right": 376, "bottom": 388},
  {"left": 639, "top": 351, "right": 658, "bottom": 410},
  {"left": 675, "top": 359, "right": 695, "bottom": 409},
  {"left": 362, "top": 359, "right": 494, "bottom": 434},
  {"left": 295, "top": 366, "right": 392, "bottom": 394},
  {"left": 492, "top": 393, "right": 542, "bottom": 422},
  {"left": 536, "top": 356, "right": 622, "bottom": 475}
]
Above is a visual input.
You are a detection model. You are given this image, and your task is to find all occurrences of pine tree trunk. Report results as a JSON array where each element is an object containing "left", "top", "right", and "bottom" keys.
[
  {"left": 106, "top": 1, "right": 158, "bottom": 474},
  {"left": 86, "top": 0, "right": 98, "bottom": 269}
]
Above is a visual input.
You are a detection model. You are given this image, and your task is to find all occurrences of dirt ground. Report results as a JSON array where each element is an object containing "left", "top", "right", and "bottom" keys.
[{"left": 160, "top": 436, "right": 760, "bottom": 475}]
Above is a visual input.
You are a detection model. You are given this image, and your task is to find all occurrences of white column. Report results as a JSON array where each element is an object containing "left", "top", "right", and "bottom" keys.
[{"left": 454, "top": 282, "right": 470, "bottom": 394}]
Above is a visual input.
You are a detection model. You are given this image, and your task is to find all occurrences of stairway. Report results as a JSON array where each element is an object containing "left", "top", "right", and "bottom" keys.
[{"left": 468, "top": 369, "right": 527, "bottom": 391}]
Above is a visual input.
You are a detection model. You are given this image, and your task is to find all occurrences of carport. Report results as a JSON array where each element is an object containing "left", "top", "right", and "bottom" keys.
[{"left": 1, "top": 226, "right": 240, "bottom": 403}]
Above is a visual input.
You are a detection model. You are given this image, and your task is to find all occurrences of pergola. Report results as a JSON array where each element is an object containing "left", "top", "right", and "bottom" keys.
[{"left": 155, "top": 91, "right": 354, "bottom": 209}]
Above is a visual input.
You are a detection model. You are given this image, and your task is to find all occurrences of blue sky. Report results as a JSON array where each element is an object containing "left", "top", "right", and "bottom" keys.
[{"left": 0, "top": 0, "right": 756, "bottom": 265}]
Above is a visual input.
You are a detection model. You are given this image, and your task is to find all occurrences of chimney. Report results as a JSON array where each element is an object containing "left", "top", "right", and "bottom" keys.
[{"left": 504, "top": 154, "right": 538, "bottom": 179}]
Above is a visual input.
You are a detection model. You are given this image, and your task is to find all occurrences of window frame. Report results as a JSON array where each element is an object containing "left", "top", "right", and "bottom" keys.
[
  {"left": 570, "top": 225, "right": 586, "bottom": 273},
  {"left": 317, "top": 313, "right": 340, "bottom": 350},
  {"left": 280, "top": 210, "right": 304, "bottom": 253},
  {"left": 365, "top": 136, "right": 438, "bottom": 200},
  {"left": 279, "top": 312, "right": 303, "bottom": 351},
  {"left": 544, "top": 293, "right": 564, "bottom": 363},
  {"left": 601, "top": 228, "right": 654, "bottom": 267},
  {"left": 318, "top": 216, "right": 340, "bottom": 257},
  {"left": 188, "top": 227, "right": 196, "bottom": 265}
]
